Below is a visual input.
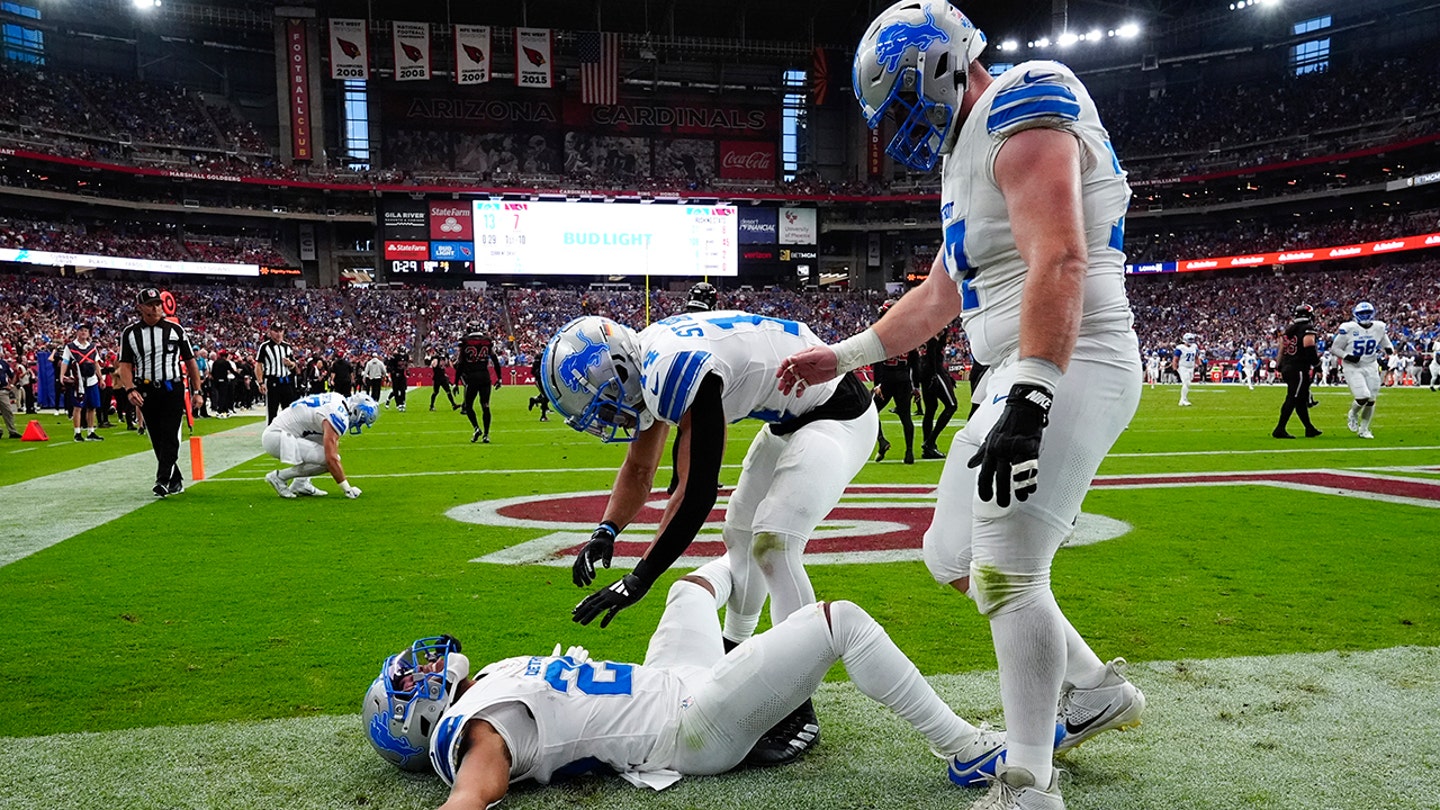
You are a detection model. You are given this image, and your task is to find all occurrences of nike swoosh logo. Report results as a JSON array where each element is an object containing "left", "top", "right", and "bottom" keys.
[
  {"left": 1064, "top": 702, "right": 1116, "bottom": 736},
  {"left": 1022, "top": 70, "right": 1056, "bottom": 84},
  {"left": 991, "top": 394, "right": 1006, "bottom": 404}
]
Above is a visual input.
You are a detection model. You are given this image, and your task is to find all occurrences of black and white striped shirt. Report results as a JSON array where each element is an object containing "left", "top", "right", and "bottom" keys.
[
  {"left": 257, "top": 339, "right": 293, "bottom": 381},
  {"left": 120, "top": 319, "right": 194, "bottom": 384}
]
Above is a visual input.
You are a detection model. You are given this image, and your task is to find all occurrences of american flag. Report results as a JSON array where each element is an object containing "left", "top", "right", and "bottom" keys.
[{"left": 578, "top": 31, "right": 619, "bottom": 105}]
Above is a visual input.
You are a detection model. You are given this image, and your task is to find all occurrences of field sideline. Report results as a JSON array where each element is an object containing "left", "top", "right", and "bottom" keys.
[{"left": 1, "top": 382, "right": 1437, "bottom": 809}]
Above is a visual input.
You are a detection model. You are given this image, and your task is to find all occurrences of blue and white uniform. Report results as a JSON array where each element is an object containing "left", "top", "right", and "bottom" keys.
[
  {"left": 1241, "top": 349, "right": 1259, "bottom": 388},
  {"left": 1331, "top": 320, "right": 1392, "bottom": 401},
  {"left": 636, "top": 310, "right": 878, "bottom": 641},
  {"left": 261, "top": 391, "right": 349, "bottom": 474},
  {"left": 925, "top": 60, "right": 1142, "bottom": 586}
]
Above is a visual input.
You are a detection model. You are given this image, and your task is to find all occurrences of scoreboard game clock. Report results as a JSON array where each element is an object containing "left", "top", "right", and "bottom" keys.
[{"left": 471, "top": 200, "right": 739, "bottom": 276}]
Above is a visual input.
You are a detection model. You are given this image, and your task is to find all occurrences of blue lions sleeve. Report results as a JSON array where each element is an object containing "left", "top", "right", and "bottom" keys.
[
  {"left": 987, "top": 62, "right": 1082, "bottom": 138},
  {"left": 642, "top": 349, "right": 715, "bottom": 425}
]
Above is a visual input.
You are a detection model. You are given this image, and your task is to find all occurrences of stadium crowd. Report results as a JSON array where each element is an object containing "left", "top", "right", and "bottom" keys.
[{"left": 0, "top": 216, "right": 290, "bottom": 267}]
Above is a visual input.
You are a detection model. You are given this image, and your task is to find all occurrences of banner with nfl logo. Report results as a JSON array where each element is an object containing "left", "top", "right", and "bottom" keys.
[
  {"left": 328, "top": 18, "right": 369, "bottom": 81},
  {"left": 514, "top": 28, "right": 553, "bottom": 88},
  {"left": 392, "top": 21, "right": 430, "bottom": 82},
  {"left": 454, "top": 25, "right": 490, "bottom": 85}
]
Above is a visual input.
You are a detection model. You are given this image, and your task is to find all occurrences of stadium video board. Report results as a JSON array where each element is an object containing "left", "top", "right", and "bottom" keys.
[{"left": 470, "top": 200, "right": 737, "bottom": 277}]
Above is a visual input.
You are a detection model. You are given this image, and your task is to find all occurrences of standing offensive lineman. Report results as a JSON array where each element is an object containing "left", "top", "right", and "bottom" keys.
[
  {"left": 1274, "top": 304, "right": 1323, "bottom": 439},
  {"left": 457, "top": 325, "right": 504, "bottom": 443},
  {"left": 780, "top": 4, "right": 1147, "bottom": 806},
  {"left": 1331, "top": 301, "right": 1393, "bottom": 439},
  {"left": 262, "top": 391, "right": 378, "bottom": 499},
  {"left": 1175, "top": 332, "right": 1198, "bottom": 406},
  {"left": 256, "top": 321, "right": 299, "bottom": 424},
  {"left": 117, "top": 288, "right": 203, "bottom": 497}
]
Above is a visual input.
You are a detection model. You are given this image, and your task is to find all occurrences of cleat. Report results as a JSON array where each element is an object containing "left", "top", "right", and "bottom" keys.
[
  {"left": 744, "top": 698, "right": 820, "bottom": 768},
  {"left": 1358, "top": 429, "right": 1374, "bottom": 439},
  {"left": 904, "top": 449, "right": 915, "bottom": 464},
  {"left": 471, "top": 428, "right": 482, "bottom": 444},
  {"left": 922, "top": 445, "right": 946, "bottom": 460},
  {"left": 87, "top": 432, "right": 104, "bottom": 441},
  {"left": 481, "top": 434, "right": 490, "bottom": 444},
  {"left": 947, "top": 727, "right": 1007, "bottom": 787},
  {"left": 1055, "top": 658, "right": 1145, "bottom": 755},
  {"left": 289, "top": 479, "right": 328, "bottom": 497},
  {"left": 74, "top": 434, "right": 84, "bottom": 443},
  {"left": 969, "top": 762, "right": 1064, "bottom": 810},
  {"left": 539, "top": 415, "right": 549, "bottom": 421},
  {"left": 167, "top": 479, "right": 184, "bottom": 495},
  {"left": 1272, "top": 430, "right": 1294, "bottom": 439},
  {"left": 528, "top": 397, "right": 536, "bottom": 412},
  {"left": 1304, "top": 428, "right": 1323, "bottom": 438},
  {"left": 876, "top": 438, "right": 891, "bottom": 462},
  {"left": 265, "top": 471, "right": 298, "bottom": 499},
  {"left": 152, "top": 484, "right": 168, "bottom": 498},
  {"left": 1347, "top": 414, "right": 1359, "bottom": 433}
]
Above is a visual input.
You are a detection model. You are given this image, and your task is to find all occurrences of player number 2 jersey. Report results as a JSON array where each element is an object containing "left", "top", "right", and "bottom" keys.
[
  {"left": 940, "top": 60, "right": 1133, "bottom": 365},
  {"left": 636, "top": 311, "right": 842, "bottom": 425},
  {"left": 430, "top": 653, "right": 685, "bottom": 787},
  {"left": 270, "top": 391, "right": 349, "bottom": 439}
]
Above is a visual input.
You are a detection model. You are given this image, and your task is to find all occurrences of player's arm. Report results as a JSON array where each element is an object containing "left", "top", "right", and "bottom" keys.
[
  {"left": 322, "top": 421, "right": 350, "bottom": 486},
  {"left": 438, "top": 720, "right": 511, "bottom": 810},
  {"left": 254, "top": 356, "right": 266, "bottom": 391},
  {"left": 490, "top": 351, "right": 504, "bottom": 386},
  {"left": 779, "top": 261, "right": 960, "bottom": 393}
]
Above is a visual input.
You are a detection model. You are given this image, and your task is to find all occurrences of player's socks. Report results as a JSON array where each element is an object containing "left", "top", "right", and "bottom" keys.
[{"left": 1360, "top": 403, "right": 1375, "bottom": 431}]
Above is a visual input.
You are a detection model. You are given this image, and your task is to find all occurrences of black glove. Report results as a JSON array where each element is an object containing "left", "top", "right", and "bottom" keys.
[
  {"left": 967, "top": 383, "right": 1052, "bottom": 508},
  {"left": 572, "top": 573, "right": 649, "bottom": 628},
  {"left": 572, "top": 522, "right": 618, "bottom": 587}
]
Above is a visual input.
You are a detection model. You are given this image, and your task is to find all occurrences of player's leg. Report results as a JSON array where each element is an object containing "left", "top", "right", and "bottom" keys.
[
  {"left": 720, "top": 430, "right": 780, "bottom": 644},
  {"left": 1275, "top": 370, "right": 1299, "bottom": 437},
  {"left": 1294, "top": 372, "right": 1320, "bottom": 436},
  {"left": 872, "top": 385, "right": 892, "bottom": 461},
  {"left": 477, "top": 382, "right": 493, "bottom": 441},
  {"left": 922, "top": 384, "right": 938, "bottom": 451},
  {"left": 430, "top": 380, "right": 440, "bottom": 410},
  {"left": 643, "top": 555, "right": 733, "bottom": 672},
  {"left": 461, "top": 377, "right": 480, "bottom": 433},
  {"left": 1358, "top": 366, "right": 1379, "bottom": 436},
  {"left": 928, "top": 379, "right": 957, "bottom": 457},
  {"left": 894, "top": 386, "right": 916, "bottom": 463},
  {"left": 1179, "top": 366, "right": 1192, "bottom": 404},
  {"left": 1345, "top": 367, "right": 1370, "bottom": 433}
]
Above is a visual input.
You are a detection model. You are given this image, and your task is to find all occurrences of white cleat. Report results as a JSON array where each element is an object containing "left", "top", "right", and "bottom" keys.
[
  {"left": 1347, "top": 415, "right": 1359, "bottom": 433},
  {"left": 289, "top": 479, "right": 328, "bottom": 497},
  {"left": 1055, "top": 658, "right": 1146, "bottom": 755},
  {"left": 1358, "top": 429, "right": 1374, "bottom": 439},
  {"left": 970, "top": 763, "right": 1065, "bottom": 810},
  {"left": 265, "top": 471, "right": 298, "bottom": 499}
]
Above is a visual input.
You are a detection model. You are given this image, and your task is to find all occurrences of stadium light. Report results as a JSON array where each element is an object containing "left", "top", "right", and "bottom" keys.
[
  {"left": 1058, "top": 32, "right": 1079, "bottom": 47},
  {"left": 1117, "top": 23, "right": 1140, "bottom": 38},
  {"left": 1001, "top": 39, "right": 1019, "bottom": 51},
  {"left": 133, "top": 0, "right": 161, "bottom": 8},
  {"left": 1035, "top": 36, "right": 1051, "bottom": 48}
]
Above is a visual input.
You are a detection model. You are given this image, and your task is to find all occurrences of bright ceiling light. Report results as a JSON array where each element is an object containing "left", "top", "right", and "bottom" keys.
[
  {"left": 1117, "top": 23, "right": 1140, "bottom": 38},
  {"left": 1058, "top": 32, "right": 1079, "bottom": 47},
  {"left": 1002, "top": 39, "right": 1019, "bottom": 51}
]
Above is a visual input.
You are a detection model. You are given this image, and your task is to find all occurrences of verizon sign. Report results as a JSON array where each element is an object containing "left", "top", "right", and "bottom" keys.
[{"left": 718, "top": 140, "right": 776, "bottom": 181}]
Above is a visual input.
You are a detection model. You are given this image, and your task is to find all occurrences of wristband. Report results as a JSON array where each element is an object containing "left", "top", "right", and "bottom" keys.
[
  {"left": 831, "top": 328, "right": 888, "bottom": 375},
  {"left": 338, "top": 479, "right": 351, "bottom": 490},
  {"left": 598, "top": 520, "right": 620, "bottom": 536},
  {"left": 125, "top": 387, "right": 137, "bottom": 395},
  {"left": 1013, "top": 357, "right": 1063, "bottom": 393}
]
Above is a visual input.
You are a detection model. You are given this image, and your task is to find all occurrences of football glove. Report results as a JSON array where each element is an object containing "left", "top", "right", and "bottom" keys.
[
  {"left": 572, "top": 522, "right": 618, "bottom": 587},
  {"left": 573, "top": 573, "right": 649, "bottom": 628},
  {"left": 967, "top": 383, "right": 1052, "bottom": 508},
  {"left": 342, "top": 482, "right": 362, "bottom": 499}
]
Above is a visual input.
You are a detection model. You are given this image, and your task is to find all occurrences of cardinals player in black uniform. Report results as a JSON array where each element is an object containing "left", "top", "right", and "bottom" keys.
[
  {"left": 870, "top": 301, "right": 919, "bottom": 464},
  {"left": 918, "top": 328, "right": 958, "bottom": 459},
  {"left": 1274, "top": 304, "right": 1324, "bottom": 439},
  {"left": 457, "top": 326, "right": 504, "bottom": 443}
]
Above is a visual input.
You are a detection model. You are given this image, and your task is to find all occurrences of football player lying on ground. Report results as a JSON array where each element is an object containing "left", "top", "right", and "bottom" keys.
[
  {"left": 363, "top": 557, "right": 1059, "bottom": 810},
  {"left": 538, "top": 312, "right": 878, "bottom": 765},
  {"left": 261, "top": 391, "right": 378, "bottom": 499}
]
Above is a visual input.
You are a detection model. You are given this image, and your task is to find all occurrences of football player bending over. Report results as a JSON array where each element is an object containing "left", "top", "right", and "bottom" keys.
[
  {"left": 364, "top": 556, "right": 1046, "bottom": 809},
  {"left": 261, "top": 391, "right": 377, "bottom": 499}
]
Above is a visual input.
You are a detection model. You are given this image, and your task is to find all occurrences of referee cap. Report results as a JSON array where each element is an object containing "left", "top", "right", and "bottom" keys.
[{"left": 137, "top": 287, "right": 162, "bottom": 305}]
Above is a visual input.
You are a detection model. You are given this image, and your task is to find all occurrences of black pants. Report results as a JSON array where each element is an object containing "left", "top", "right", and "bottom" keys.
[
  {"left": 266, "top": 379, "right": 298, "bottom": 424},
  {"left": 461, "top": 374, "right": 493, "bottom": 435},
  {"left": 872, "top": 373, "right": 914, "bottom": 454},
  {"left": 333, "top": 378, "right": 353, "bottom": 397},
  {"left": 388, "top": 379, "right": 407, "bottom": 407},
  {"left": 431, "top": 375, "right": 457, "bottom": 408},
  {"left": 139, "top": 383, "right": 186, "bottom": 486},
  {"left": 922, "top": 375, "right": 958, "bottom": 449},
  {"left": 365, "top": 379, "right": 383, "bottom": 401},
  {"left": 1276, "top": 368, "right": 1317, "bottom": 434}
]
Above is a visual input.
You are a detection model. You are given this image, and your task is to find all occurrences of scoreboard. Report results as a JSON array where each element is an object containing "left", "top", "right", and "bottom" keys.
[{"left": 470, "top": 200, "right": 738, "bottom": 277}]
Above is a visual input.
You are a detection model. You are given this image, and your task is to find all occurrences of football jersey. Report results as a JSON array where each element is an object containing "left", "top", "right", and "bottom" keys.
[
  {"left": 1241, "top": 352, "right": 1258, "bottom": 369},
  {"left": 457, "top": 333, "right": 497, "bottom": 376},
  {"left": 429, "top": 653, "right": 684, "bottom": 787},
  {"left": 1331, "top": 320, "right": 1393, "bottom": 363},
  {"left": 270, "top": 391, "right": 349, "bottom": 439},
  {"left": 1175, "top": 342, "right": 1198, "bottom": 367},
  {"left": 636, "top": 310, "right": 840, "bottom": 426},
  {"left": 939, "top": 60, "right": 1133, "bottom": 366}
]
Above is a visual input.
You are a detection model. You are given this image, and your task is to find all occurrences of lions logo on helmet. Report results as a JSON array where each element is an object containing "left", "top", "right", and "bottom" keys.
[
  {"left": 361, "top": 635, "right": 470, "bottom": 772},
  {"left": 540, "top": 316, "right": 653, "bottom": 443},
  {"left": 854, "top": 0, "right": 987, "bottom": 172},
  {"left": 686, "top": 282, "right": 718, "bottom": 312},
  {"left": 345, "top": 393, "right": 379, "bottom": 434},
  {"left": 1353, "top": 301, "right": 1376, "bottom": 326}
]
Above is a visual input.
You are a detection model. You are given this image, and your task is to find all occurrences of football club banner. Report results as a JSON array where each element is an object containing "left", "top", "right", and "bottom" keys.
[
  {"left": 454, "top": 25, "right": 490, "bottom": 85},
  {"left": 285, "top": 19, "right": 313, "bottom": 161},
  {"left": 515, "top": 28, "right": 554, "bottom": 88},
  {"left": 328, "top": 18, "right": 369, "bottom": 81},
  {"left": 392, "top": 21, "right": 430, "bottom": 82}
]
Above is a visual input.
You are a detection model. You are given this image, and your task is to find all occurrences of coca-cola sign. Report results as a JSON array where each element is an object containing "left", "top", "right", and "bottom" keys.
[{"left": 718, "top": 140, "right": 777, "bottom": 181}]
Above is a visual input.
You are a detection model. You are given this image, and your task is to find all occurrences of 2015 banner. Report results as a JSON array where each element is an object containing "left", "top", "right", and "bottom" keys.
[
  {"left": 454, "top": 25, "right": 490, "bottom": 85},
  {"left": 392, "top": 21, "right": 430, "bottom": 82},
  {"left": 328, "top": 18, "right": 369, "bottom": 81},
  {"left": 514, "top": 28, "right": 553, "bottom": 88}
]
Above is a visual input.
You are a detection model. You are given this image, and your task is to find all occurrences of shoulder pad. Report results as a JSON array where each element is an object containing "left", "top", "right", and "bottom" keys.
[{"left": 987, "top": 62, "right": 1082, "bottom": 138}]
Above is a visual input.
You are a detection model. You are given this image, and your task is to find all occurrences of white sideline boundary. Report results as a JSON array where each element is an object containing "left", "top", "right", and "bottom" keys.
[
  {"left": 0, "top": 421, "right": 267, "bottom": 568},
  {"left": 1, "top": 646, "right": 1436, "bottom": 810}
]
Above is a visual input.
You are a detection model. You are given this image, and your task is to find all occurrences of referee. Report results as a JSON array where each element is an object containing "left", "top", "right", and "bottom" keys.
[
  {"left": 256, "top": 321, "right": 299, "bottom": 424},
  {"left": 117, "top": 287, "right": 203, "bottom": 498}
]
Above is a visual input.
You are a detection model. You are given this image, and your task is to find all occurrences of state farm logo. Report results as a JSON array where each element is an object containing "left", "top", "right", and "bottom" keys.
[
  {"left": 384, "top": 240, "right": 428, "bottom": 258},
  {"left": 722, "top": 150, "right": 773, "bottom": 170},
  {"left": 439, "top": 217, "right": 463, "bottom": 233}
]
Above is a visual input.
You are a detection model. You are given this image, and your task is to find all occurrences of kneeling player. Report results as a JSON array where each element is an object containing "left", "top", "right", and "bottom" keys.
[
  {"left": 364, "top": 557, "right": 1031, "bottom": 809},
  {"left": 261, "top": 391, "right": 377, "bottom": 499}
]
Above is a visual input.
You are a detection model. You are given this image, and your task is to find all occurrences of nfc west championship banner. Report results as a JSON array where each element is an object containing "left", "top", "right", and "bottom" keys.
[
  {"left": 454, "top": 25, "right": 490, "bottom": 85},
  {"left": 514, "top": 28, "right": 553, "bottom": 88},
  {"left": 328, "top": 18, "right": 369, "bottom": 81},
  {"left": 392, "top": 21, "right": 430, "bottom": 82}
]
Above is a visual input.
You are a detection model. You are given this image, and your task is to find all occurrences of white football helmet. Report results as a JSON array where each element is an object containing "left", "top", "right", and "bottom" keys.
[
  {"left": 362, "top": 635, "right": 470, "bottom": 772},
  {"left": 1183, "top": 333, "right": 1197, "bottom": 343},
  {"left": 540, "top": 316, "right": 652, "bottom": 443},
  {"left": 346, "top": 392, "right": 379, "bottom": 434},
  {"left": 853, "top": 0, "right": 987, "bottom": 172},
  {"left": 1353, "top": 301, "right": 1376, "bottom": 326}
]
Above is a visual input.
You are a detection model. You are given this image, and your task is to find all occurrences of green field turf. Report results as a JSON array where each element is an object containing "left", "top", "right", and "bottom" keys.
[{"left": 2, "top": 382, "right": 1438, "bottom": 809}]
